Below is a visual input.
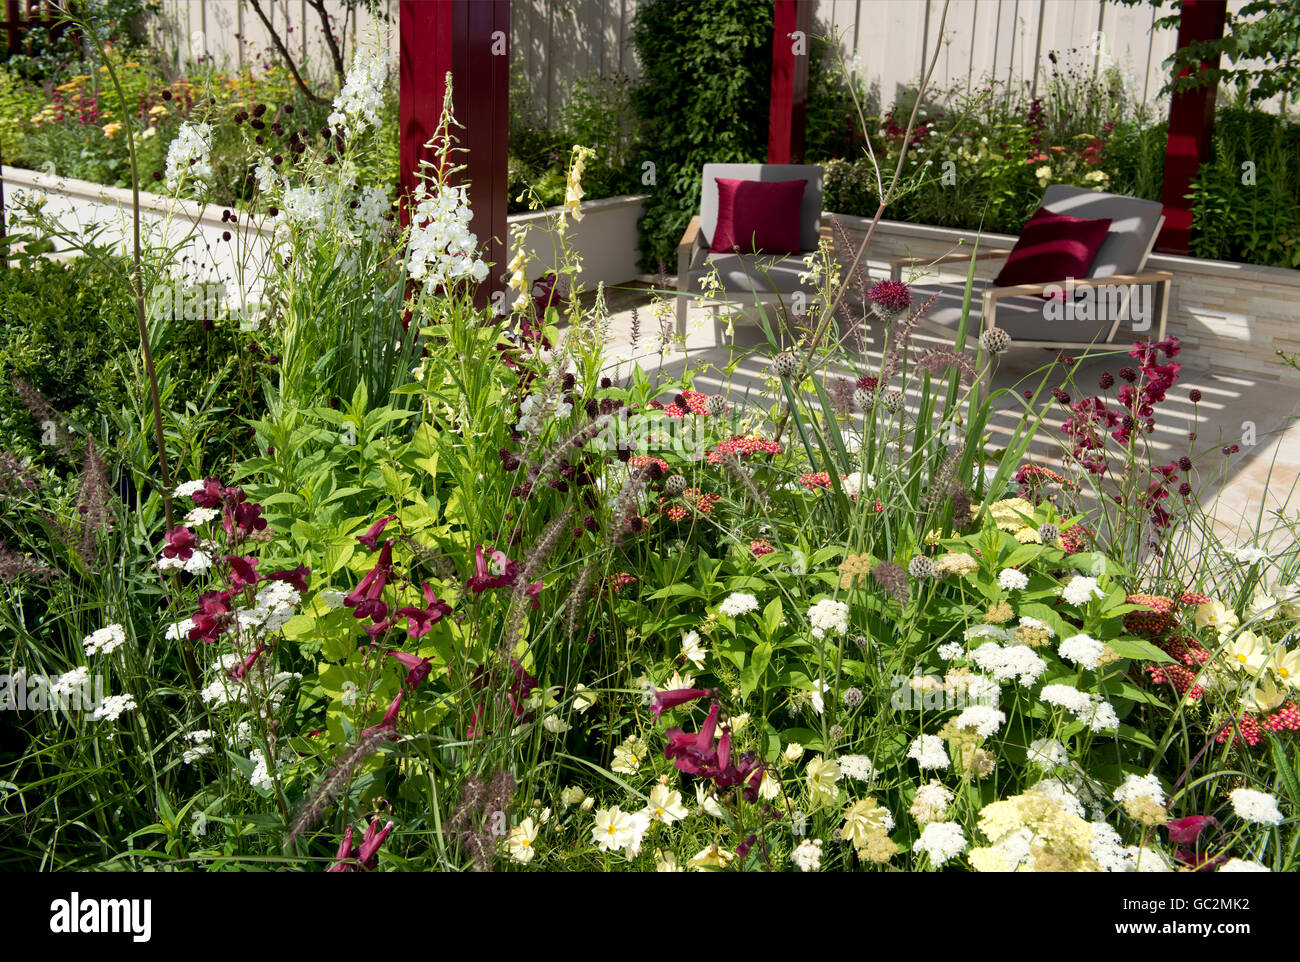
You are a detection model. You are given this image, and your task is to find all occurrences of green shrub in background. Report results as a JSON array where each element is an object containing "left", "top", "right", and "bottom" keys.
[
  {"left": 631, "top": 0, "right": 773, "bottom": 270},
  {"left": 1189, "top": 107, "right": 1300, "bottom": 269},
  {"left": 0, "top": 253, "right": 259, "bottom": 475}
]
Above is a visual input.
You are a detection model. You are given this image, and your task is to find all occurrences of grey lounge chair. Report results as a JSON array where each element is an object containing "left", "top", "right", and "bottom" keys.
[
  {"left": 676, "top": 163, "right": 824, "bottom": 338},
  {"left": 889, "top": 185, "right": 1173, "bottom": 350}
]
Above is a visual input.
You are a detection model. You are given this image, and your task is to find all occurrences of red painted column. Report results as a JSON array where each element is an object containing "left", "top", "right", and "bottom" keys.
[
  {"left": 1156, "top": 0, "right": 1227, "bottom": 256},
  {"left": 399, "top": 0, "right": 510, "bottom": 305},
  {"left": 768, "top": 0, "right": 811, "bottom": 164}
]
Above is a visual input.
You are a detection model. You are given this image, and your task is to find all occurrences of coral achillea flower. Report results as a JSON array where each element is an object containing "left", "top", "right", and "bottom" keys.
[
  {"left": 749, "top": 539, "right": 774, "bottom": 557},
  {"left": 629, "top": 455, "right": 670, "bottom": 476},
  {"left": 706, "top": 435, "right": 782, "bottom": 465},
  {"left": 798, "top": 471, "right": 833, "bottom": 490},
  {"left": 1123, "top": 593, "right": 1176, "bottom": 635},
  {"left": 655, "top": 390, "right": 711, "bottom": 419},
  {"left": 658, "top": 487, "right": 720, "bottom": 521},
  {"left": 607, "top": 572, "right": 637, "bottom": 595}
]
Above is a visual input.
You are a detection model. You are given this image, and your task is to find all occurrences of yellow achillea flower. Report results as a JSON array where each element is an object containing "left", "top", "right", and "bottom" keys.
[
  {"left": 971, "top": 790, "right": 1098, "bottom": 871},
  {"left": 934, "top": 552, "right": 979, "bottom": 577},
  {"left": 973, "top": 497, "right": 1037, "bottom": 533}
]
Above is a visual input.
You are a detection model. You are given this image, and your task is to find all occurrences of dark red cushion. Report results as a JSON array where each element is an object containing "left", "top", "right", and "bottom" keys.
[
  {"left": 993, "top": 206, "right": 1112, "bottom": 289},
  {"left": 710, "top": 177, "right": 807, "bottom": 254}
]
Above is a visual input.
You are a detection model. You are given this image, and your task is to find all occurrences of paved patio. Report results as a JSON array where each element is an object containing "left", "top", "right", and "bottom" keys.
[{"left": 581, "top": 277, "right": 1300, "bottom": 552}]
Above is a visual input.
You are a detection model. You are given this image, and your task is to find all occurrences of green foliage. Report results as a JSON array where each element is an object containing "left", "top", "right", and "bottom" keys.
[
  {"left": 1189, "top": 108, "right": 1300, "bottom": 269},
  {"left": 630, "top": 0, "right": 774, "bottom": 269}
]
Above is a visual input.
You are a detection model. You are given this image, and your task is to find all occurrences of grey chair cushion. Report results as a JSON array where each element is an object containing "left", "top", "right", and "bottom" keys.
[
  {"left": 1039, "top": 184, "right": 1163, "bottom": 278},
  {"left": 910, "top": 282, "right": 1118, "bottom": 344},
  {"left": 689, "top": 252, "right": 811, "bottom": 295},
  {"left": 699, "top": 163, "right": 824, "bottom": 253}
]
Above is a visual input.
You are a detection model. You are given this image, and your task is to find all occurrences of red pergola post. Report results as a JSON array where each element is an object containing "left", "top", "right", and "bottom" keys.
[
  {"left": 1156, "top": 0, "right": 1228, "bottom": 256},
  {"left": 399, "top": 0, "right": 510, "bottom": 305},
  {"left": 768, "top": 0, "right": 812, "bottom": 164}
]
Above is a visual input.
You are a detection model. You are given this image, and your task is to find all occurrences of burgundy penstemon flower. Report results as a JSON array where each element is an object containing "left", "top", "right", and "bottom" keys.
[
  {"left": 388, "top": 650, "right": 433, "bottom": 691},
  {"left": 397, "top": 581, "right": 453, "bottom": 639},
  {"left": 345, "top": 541, "right": 394, "bottom": 623},
  {"left": 357, "top": 515, "right": 397, "bottom": 550},
  {"left": 189, "top": 590, "right": 233, "bottom": 643},
  {"left": 1165, "top": 814, "right": 1225, "bottom": 871},
  {"left": 229, "top": 644, "right": 268, "bottom": 682},
  {"left": 467, "top": 658, "right": 538, "bottom": 737},
  {"left": 326, "top": 817, "right": 394, "bottom": 872},
  {"left": 649, "top": 685, "right": 713, "bottom": 721},
  {"left": 224, "top": 500, "right": 267, "bottom": 539},
  {"left": 363, "top": 692, "right": 404, "bottom": 740},
  {"left": 268, "top": 564, "right": 311, "bottom": 593},
  {"left": 326, "top": 826, "right": 356, "bottom": 872},
  {"left": 162, "top": 526, "right": 198, "bottom": 561},
  {"left": 190, "top": 477, "right": 227, "bottom": 508},
  {"left": 465, "top": 545, "right": 519, "bottom": 593},
  {"left": 227, "top": 554, "right": 260, "bottom": 590}
]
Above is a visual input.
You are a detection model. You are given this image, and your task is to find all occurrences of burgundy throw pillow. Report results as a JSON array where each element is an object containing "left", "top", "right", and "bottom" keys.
[
  {"left": 710, "top": 177, "right": 807, "bottom": 254},
  {"left": 992, "top": 206, "right": 1112, "bottom": 289}
]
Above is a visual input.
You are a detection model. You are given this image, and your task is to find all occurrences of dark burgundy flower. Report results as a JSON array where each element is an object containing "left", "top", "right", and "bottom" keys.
[
  {"left": 388, "top": 650, "right": 433, "bottom": 690},
  {"left": 229, "top": 644, "right": 268, "bottom": 682},
  {"left": 357, "top": 515, "right": 397, "bottom": 550},
  {"left": 190, "top": 477, "right": 227, "bottom": 508},
  {"left": 162, "top": 525, "right": 197, "bottom": 561},
  {"left": 1165, "top": 814, "right": 1218, "bottom": 846},
  {"left": 466, "top": 545, "right": 519, "bottom": 593},
  {"left": 397, "top": 581, "right": 453, "bottom": 638},
  {"left": 1189, "top": 388, "right": 1202, "bottom": 403},
  {"left": 268, "top": 564, "right": 311, "bottom": 593},
  {"left": 227, "top": 554, "right": 260, "bottom": 590},
  {"left": 650, "top": 686, "right": 713, "bottom": 721},
  {"left": 362, "top": 691, "right": 403, "bottom": 740},
  {"left": 356, "top": 816, "right": 394, "bottom": 870}
]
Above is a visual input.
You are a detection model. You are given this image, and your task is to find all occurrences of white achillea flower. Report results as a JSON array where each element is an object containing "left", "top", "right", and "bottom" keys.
[
  {"left": 1089, "top": 820, "right": 1135, "bottom": 872},
  {"left": 1061, "top": 575, "right": 1105, "bottom": 606},
  {"left": 719, "top": 592, "right": 759, "bottom": 617},
  {"left": 184, "top": 506, "right": 220, "bottom": 526},
  {"left": 997, "top": 568, "right": 1029, "bottom": 591},
  {"left": 808, "top": 598, "right": 850, "bottom": 638},
  {"left": 1040, "top": 683, "right": 1091, "bottom": 713},
  {"left": 911, "top": 780, "right": 954, "bottom": 824},
  {"left": 1219, "top": 858, "right": 1271, "bottom": 872},
  {"left": 913, "top": 821, "right": 966, "bottom": 866},
  {"left": 954, "top": 704, "right": 1005, "bottom": 737},
  {"left": 1114, "top": 774, "right": 1165, "bottom": 807},
  {"left": 1078, "top": 696, "right": 1119, "bottom": 732},
  {"left": 965, "top": 624, "right": 1011, "bottom": 642},
  {"left": 1026, "top": 737, "right": 1069, "bottom": 769},
  {"left": 164, "top": 618, "right": 194, "bottom": 641},
  {"left": 938, "top": 641, "right": 964, "bottom": 660},
  {"left": 158, "top": 549, "right": 213, "bottom": 575},
  {"left": 971, "top": 642, "right": 1047, "bottom": 686},
  {"left": 1229, "top": 788, "right": 1283, "bottom": 825},
  {"left": 82, "top": 624, "right": 126, "bottom": 657},
  {"left": 406, "top": 183, "right": 489, "bottom": 290},
  {"left": 792, "top": 838, "right": 823, "bottom": 872},
  {"left": 173, "top": 480, "right": 206, "bottom": 498},
  {"left": 841, "top": 472, "right": 874, "bottom": 498},
  {"left": 91, "top": 694, "right": 136, "bottom": 722},
  {"left": 1017, "top": 616, "right": 1055, "bottom": 638},
  {"left": 248, "top": 749, "right": 275, "bottom": 793},
  {"left": 1059, "top": 633, "right": 1105, "bottom": 669},
  {"left": 907, "top": 734, "right": 950, "bottom": 770},
  {"left": 164, "top": 122, "right": 213, "bottom": 195},
  {"left": 327, "top": 50, "right": 388, "bottom": 134},
  {"left": 51, "top": 667, "right": 90, "bottom": 697},
  {"left": 837, "top": 755, "right": 877, "bottom": 782}
]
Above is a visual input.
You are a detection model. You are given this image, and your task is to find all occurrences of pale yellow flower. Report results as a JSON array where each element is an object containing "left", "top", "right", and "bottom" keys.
[
  {"left": 506, "top": 816, "right": 539, "bottom": 864},
  {"left": 1244, "top": 674, "right": 1287, "bottom": 713},
  {"left": 1225, "top": 630, "right": 1267, "bottom": 673},
  {"left": 805, "top": 755, "right": 840, "bottom": 808},
  {"left": 1269, "top": 648, "right": 1300, "bottom": 688},
  {"left": 644, "top": 784, "right": 689, "bottom": 824},
  {"left": 687, "top": 843, "right": 734, "bottom": 870},
  {"left": 1195, "top": 599, "right": 1238, "bottom": 632}
]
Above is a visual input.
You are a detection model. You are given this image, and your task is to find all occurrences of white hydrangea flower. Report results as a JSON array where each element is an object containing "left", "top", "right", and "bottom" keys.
[{"left": 1026, "top": 737, "right": 1069, "bottom": 769}]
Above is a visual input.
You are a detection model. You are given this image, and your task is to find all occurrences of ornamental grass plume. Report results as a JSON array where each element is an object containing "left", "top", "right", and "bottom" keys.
[
  {"left": 449, "top": 769, "right": 517, "bottom": 872},
  {"left": 286, "top": 725, "right": 398, "bottom": 847}
]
